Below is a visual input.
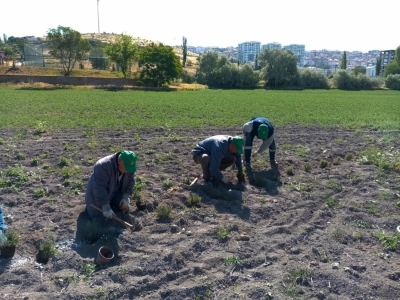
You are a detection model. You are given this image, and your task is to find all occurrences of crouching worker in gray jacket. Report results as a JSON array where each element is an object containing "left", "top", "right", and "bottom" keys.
[
  {"left": 85, "top": 151, "right": 137, "bottom": 219},
  {"left": 192, "top": 135, "right": 245, "bottom": 186}
]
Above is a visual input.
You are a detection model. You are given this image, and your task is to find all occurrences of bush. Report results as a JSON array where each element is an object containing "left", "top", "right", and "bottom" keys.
[
  {"left": 39, "top": 237, "right": 58, "bottom": 261},
  {"left": 333, "top": 70, "right": 380, "bottom": 90},
  {"left": 299, "top": 69, "right": 329, "bottom": 89},
  {"left": 1, "top": 230, "right": 20, "bottom": 247},
  {"left": 181, "top": 69, "right": 196, "bottom": 84},
  {"left": 385, "top": 74, "right": 400, "bottom": 90},
  {"left": 237, "top": 64, "right": 260, "bottom": 88},
  {"left": 155, "top": 203, "right": 172, "bottom": 219}
]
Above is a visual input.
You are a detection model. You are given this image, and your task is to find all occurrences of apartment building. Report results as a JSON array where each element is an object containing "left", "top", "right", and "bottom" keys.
[
  {"left": 261, "top": 43, "right": 281, "bottom": 51},
  {"left": 238, "top": 41, "right": 261, "bottom": 64},
  {"left": 379, "top": 50, "right": 395, "bottom": 75},
  {"left": 283, "top": 44, "right": 305, "bottom": 67}
]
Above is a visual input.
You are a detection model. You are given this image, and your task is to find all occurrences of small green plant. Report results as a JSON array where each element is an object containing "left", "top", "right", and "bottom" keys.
[
  {"left": 332, "top": 228, "right": 346, "bottom": 243},
  {"left": 155, "top": 203, "right": 172, "bottom": 219},
  {"left": 345, "top": 153, "right": 354, "bottom": 161},
  {"left": 16, "top": 152, "right": 26, "bottom": 160},
  {"left": 282, "top": 143, "right": 291, "bottom": 150},
  {"left": 319, "top": 160, "right": 328, "bottom": 168},
  {"left": 254, "top": 174, "right": 265, "bottom": 187},
  {"left": 325, "top": 197, "right": 336, "bottom": 208},
  {"left": 224, "top": 255, "right": 241, "bottom": 265},
  {"left": 162, "top": 178, "right": 173, "bottom": 189},
  {"left": 186, "top": 193, "right": 201, "bottom": 207},
  {"left": 169, "top": 134, "right": 182, "bottom": 142},
  {"left": 0, "top": 137, "right": 4, "bottom": 145},
  {"left": 82, "top": 263, "right": 97, "bottom": 277},
  {"left": 34, "top": 121, "right": 47, "bottom": 134},
  {"left": 63, "top": 142, "right": 71, "bottom": 150},
  {"left": 260, "top": 198, "right": 266, "bottom": 204},
  {"left": 61, "top": 165, "right": 80, "bottom": 179},
  {"left": 30, "top": 157, "right": 40, "bottom": 166},
  {"left": 366, "top": 202, "right": 380, "bottom": 215},
  {"left": 5, "top": 164, "right": 29, "bottom": 188},
  {"left": 41, "top": 153, "right": 49, "bottom": 159},
  {"left": 85, "top": 157, "right": 95, "bottom": 165},
  {"left": 1, "top": 230, "right": 20, "bottom": 247},
  {"left": 377, "top": 231, "right": 400, "bottom": 251},
  {"left": 216, "top": 227, "right": 229, "bottom": 242},
  {"left": 71, "top": 180, "right": 85, "bottom": 190},
  {"left": 39, "top": 237, "right": 58, "bottom": 261},
  {"left": 333, "top": 156, "right": 341, "bottom": 165},
  {"left": 335, "top": 138, "right": 346, "bottom": 144},
  {"left": 304, "top": 163, "right": 312, "bottom": 172},
  {"left": 183, "top": 177, "right": 191, "bottom": 185},
  {"left": 34, "top": 188, "right": 46, "bottom": 198},
  {"left": 145, "top": 149, "right": 156, "bottom": 155},
  {"left": 297, "top": 147, "right": 309, "bottom": 157},
  {"left": 285, "top": 166, "right": 294, "bottom": 176},
  {"left": 58, "top": 156, "right": 70, "bottom": 167}
]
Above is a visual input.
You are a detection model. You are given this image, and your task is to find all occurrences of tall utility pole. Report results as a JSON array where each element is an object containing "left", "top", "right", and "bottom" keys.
[{"left": 97, "top": 0, "right": 100, "bottom": 34}]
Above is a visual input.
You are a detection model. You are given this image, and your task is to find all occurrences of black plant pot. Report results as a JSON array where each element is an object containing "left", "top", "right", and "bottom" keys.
[
  {"left": 36, "top": 250, "right": 49, "bottom": 264},
  {"left": 0, "top": 246, "right": 16, "bottom": 258}
]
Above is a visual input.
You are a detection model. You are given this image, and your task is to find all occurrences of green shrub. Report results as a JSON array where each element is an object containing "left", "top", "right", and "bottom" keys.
[
  {"left": 1, "top": 230, "right": 20, "bottom": 247},
  {"left": 333, "top": 70, "right": 380, "bottom": 90},
  {"left": 320, "top": 160, "right": 328, "bottom": 168},
  {"left": 299, "top": 69, "right": 329, "bottom": 89},
  {"left": 155, "top": 203, "right": 172, "bottom": 219},
  {"left": 385, "top": 74, "right": 400, "bottom": 90},
  {"left": 39, "top": 237, "right": 58, "bottom": 261},
  {"left": 181, "top": 69, "right": 196, "bottom": 84},
  {"left": 186, "top": 193, "right": 201, "bottom": 207}
]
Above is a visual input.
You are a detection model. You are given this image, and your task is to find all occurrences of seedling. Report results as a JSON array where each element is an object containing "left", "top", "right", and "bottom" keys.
[
  {"left": 216, "top": 227, "right": 229, "bottom": 242},
  {"left": 297, "top": 147, "right": 309, "bottom": 157},
  {"left": 34, "top": 121, "right": 47, "bottom": 134},
  {"left": 5, "top": 164, "right": 29, "bottom": 188},
  {"left": 61, "top": 165, "right": 81, "bottom": 179},
  {"left": 0, "top": 230, "right": 20, "bottom": 247},
  {"left": 186, "top": 193, "right": 201, "bottom": 207},
  {"left": 332, "top": 228, "right": 346, "bottom": 243},
  {"left": 333, "top": 156, "right": 341, "bottom": 165},
  {"left": 254, "top": 174, "right": 265, "bottom": 187},
  {"left": 304, "top": 163, "right": 311, "bottom": 172},
  {"left": 155, "top": 203, "right": 172, "bottom": 219},
  {"left": 377, "top": 231, "right": 400, "bottom": 251},
  {"left": 16, "top": 152, "right": 25, "bottom": 160},
  {"left": 34, "top": 188, "right": 46, "bottom": 198},
  {"left": 224, "top": 256, "right": 241, "bottom": 265},
  {"left": 319, "top": 160, "right": 328, "bottom": 168},
  {"left": 71, "top": 180, "right": 85, "bottom": 191},
  {"left": 58, "top": 156, "right": 70, "bottom": 167},
  {"left": 145, "top": 149, "right": 156, "bottom": 155},
  {"left": 169, "top": 134, "right": 182, "bottom": 142},
  {"left": 162, "top": 178, "right": 173, "bottom": 189},
  {"left": 325, "top": 197, "right": 336, "bottom": 208},
  {"left": 39, "top": 237, "right": 58, "bottom": 262},
  {"left": 82, "top": 263, "right": 97, "bottom": 277},
  {"left": 285, "top": 166, "right": 295, "bottom": 176},
  {"left": 30, "top": 157, "right": 40, "bottom": 166},
  {"left": 345, "top": 153, "right": 354, "bottom": 161}
]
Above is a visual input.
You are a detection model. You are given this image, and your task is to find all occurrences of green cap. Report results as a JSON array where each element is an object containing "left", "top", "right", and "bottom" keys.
[
  {"left": 258, "top": 124, "right": 269, "bottom": 140},
  {"left": 120, "top": 150, "right": 137, "bottom": 173},
  {"left": 231, "top": 136, "right": 244, "bottom": 155}
]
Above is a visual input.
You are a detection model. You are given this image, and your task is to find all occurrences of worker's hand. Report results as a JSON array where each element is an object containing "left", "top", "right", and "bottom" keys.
[
  {"left": 102, "top": 204, "right": 115, "bottom": 219},
  {"left": 221, "top": 174, "right": 228, "bottom": 184},
  {"left": 119, "top": 194, "right": 130, "bottom": 211}
]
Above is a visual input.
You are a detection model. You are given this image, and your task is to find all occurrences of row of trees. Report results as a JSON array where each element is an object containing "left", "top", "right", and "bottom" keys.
[{"left": 45, "top": 26, "right": 182, "bottom": 86}]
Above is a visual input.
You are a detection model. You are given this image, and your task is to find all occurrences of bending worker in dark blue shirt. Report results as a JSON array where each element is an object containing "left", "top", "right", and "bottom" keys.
[{"left": 242, "top": 117, "right": 277, "bottom": 168}]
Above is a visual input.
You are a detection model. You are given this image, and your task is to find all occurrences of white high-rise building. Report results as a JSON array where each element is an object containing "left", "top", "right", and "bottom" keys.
[
  {"left": 261, "top": 43, "right": 282, "bottom": 51},
  {"left": 283, "top": 44, "right": 305, "bottom": 67},
  {"left": 238, "top": 41, "right": 261, "bottom": 64}
]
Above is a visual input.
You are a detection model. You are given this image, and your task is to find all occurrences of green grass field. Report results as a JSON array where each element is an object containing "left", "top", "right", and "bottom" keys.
[{"left": 0, "top": 88, "right": 399, "bottom": 129}]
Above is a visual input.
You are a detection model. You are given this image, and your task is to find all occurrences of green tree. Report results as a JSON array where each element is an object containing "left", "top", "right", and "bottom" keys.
[
  {"left": 3, "top": 44, "right": 19, "bottom": 68},
  {"left": 7, "top": 36, "right": 27, "bottom": 51},
  {"left": 376, "top": 56, "right": 382, "bottom": 76},
  {"left": 89, "top": 47, "right": 110, "bottom": 70},
  {"left": 383, "top": 61, "right": 400, "bottom": 77},
  {"left": 47, "top": 26, "right": 91, "bottom": 76},
  {"left": 395, "top": 45, "right": 400, "bottom": 65},
  {"left": 340, "top": 51, "right": 347, "bottom": 70},
  {"left": 105, "top": 34, "right": 139, "bottom": 78},
  {"left": 353, "top": 66, "right": 366, "bottom": 76},
  {"left": 182, "top": 36, "right": 187, "bottom": 68},
  {"left": 195, "top": 51, "right": 220, "bottom": 84},
  {"left": 258, "top": 49, "right": 300, "bottom": 88},
  {"left": 138, "top": 43, "right": 182, "bottom": 86}
]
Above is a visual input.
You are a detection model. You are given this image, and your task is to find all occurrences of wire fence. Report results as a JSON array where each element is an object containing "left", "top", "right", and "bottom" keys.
[{"left": 23, "top": 43, "right": 111, "bottom": 70}]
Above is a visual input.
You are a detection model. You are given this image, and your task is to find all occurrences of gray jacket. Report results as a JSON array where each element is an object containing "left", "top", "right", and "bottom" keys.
[
  {"left": 85, "top": 152, "right": 135, "bottom": 207},
  {"left": 192, "top": 135, "right": 242, "bottom": 180}
]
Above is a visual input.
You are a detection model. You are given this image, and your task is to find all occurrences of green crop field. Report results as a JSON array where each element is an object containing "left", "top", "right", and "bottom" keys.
[{"left": 0, "top": 87, "right": 399, "bottom": 130}]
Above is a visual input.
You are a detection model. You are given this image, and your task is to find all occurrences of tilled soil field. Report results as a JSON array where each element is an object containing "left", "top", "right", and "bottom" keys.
[{"left": 0, "top": 125, "right": 399, "bottom": 300}]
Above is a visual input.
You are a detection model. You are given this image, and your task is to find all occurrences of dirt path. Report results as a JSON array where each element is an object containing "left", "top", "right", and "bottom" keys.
[{"left": 0, "top": 125, "right": 399, "bottom": 299}]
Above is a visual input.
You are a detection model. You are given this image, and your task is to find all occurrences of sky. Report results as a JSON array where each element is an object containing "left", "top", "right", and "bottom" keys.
[{"left": 0, "top": 0, "right": 397, "bottom": 52}]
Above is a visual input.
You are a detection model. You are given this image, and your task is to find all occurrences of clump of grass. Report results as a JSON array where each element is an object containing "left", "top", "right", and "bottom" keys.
[
  {"left": 61, "top": 165, "right": 81, "bottom": 179},
  {"left": 5, "top": 164, "right": 29, "bottom": 188},
  {"left": 285, "top": 166, "right": 294, "bottom": 176},
  {"left": 155, "top": 203, "right": 172, "bottom": 219},
  {"left": 186, "top": 193, "right": 201, "bottom": 207},
  {"left": 297, "top": 147, "right": 309, "bottom": 157},
  {"left": 34, "top": 121, "right": 47, "bottom": 134},
  {"left": 82, "top": 263, "right": 96, "bottom": 277},
  {"left": 216, "top": 227, "right": 229, "bottom": 242},
  {"left": 58, "top": 156, "right": 70, "bottom": 167},
  {"left": 33, "top": 188, "right": 46, "bottom": 198},
  {"left": 319, "top": 160, "right": 328, "bottom": 168},
  {"left": 359, "top": 148, "right": 400, "bottom": 171},
  {"left": 71, "top": 180, "right": 85, "bottom": 190},
  {"left": 16, "top": 153, "right": 26, "bottom": 160},
  {"left": 224, "top": 255, "right": 241, "bottom": 265},
  {"left": 30, "top": 157, "right": 40, "bottom": 166},
  {"left": 333, "top": 156, "right": 341, "bottom": 165},
  {"left": 162, "top": 178, "right": 173, "bottom": 189},
  {"left": 377, "top": 231, "right": 400, "bottom": 251},
  {"left": 345, "top": 153, "right": 354, "bottom": 161},
  {"left": 304, "top": 163, "right": 312, "bottom": 172},
  {"left": 325, "top": 197, "right": 336, "bottom": 208}
]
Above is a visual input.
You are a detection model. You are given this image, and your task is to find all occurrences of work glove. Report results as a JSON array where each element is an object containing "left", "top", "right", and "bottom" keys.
[
  {"left": 119, "top": 194, "right": 130, "bottom": 211},
  {"left": 221, "top": 174, "right": 228, "bottom": 184},
  {"left": 102, "top": 204, "right": 115, "bottom": 219}
]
